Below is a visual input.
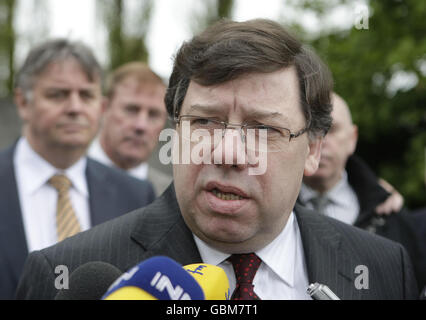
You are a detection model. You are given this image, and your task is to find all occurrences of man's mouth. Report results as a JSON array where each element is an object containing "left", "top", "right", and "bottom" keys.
[
  {"left": 204, "top": 182, "right": 249, "bottom": 214},
  {"left": 205, "top": 182, "right": 248, "bottom": 201},
  {"left": 211, "top": 188, "right": 245, "bottom": 201}
]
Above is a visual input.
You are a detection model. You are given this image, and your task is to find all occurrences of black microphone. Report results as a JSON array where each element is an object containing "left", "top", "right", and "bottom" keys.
[{"left": 54, "top": 261, "right": 122, "bottom": 300}]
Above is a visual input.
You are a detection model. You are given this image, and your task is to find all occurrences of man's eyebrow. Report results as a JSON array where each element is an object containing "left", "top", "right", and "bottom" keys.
[
  {"left": 248, "top": 110, "right": 285, "bottom": 120},
  {"left": 187, "top": 104, "right": 222, "bottom": 115},
  {"left": 187, "top": 104, "right": 291, "bottom": 123}
]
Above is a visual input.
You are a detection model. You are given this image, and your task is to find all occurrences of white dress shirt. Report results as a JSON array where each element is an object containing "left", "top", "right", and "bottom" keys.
[
  {"left": 14, "top": 137, "right": 91, "bottom": 253},
  {"left": 300, "top": 170, "right": 360, "bottom": 225},
  {"left": 88, "top": 138, "right": 148, "bottom": 180},
  {"left": 193, "top": 212, "right": 311, "bottom": 300}
]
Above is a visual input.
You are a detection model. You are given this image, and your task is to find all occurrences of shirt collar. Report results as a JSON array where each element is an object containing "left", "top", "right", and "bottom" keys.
[
  {"left": 15, "top": 137, "right": 88, "bottom": 197},
  {"left": 89, "top": 138, "right": 149, "bottom": 180},
  {"left": 300, "top": 170, "right": 350, "bottom": 206},
  {"left": 127, "top": 163, "right": 148, "bottom": 180},
  {"left": 193, "top": 211, "right": 298, "bottom": 288},
  {"left": 88, "top": 138, "right": 115, "bottom": 167}
]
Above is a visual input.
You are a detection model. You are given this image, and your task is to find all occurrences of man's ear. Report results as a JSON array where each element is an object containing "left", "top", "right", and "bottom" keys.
[
  {"left": 304, "top": 136, "right": 323, "bottom": 176},
  {"left": 14, "top": 88, "right": 30, "bottom": 122},
  {"left": 348, "top": 124, "right": 358, "bottom": 155}
]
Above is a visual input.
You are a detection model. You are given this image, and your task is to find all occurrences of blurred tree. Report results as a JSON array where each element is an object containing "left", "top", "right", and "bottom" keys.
[
  {"left": 191, "top": 0, "right": 234, "bottom": 33},
  {"left": 0, "top": 0, "right": 16, "bottom": 98},
  {"left": 97, "top": 0, "right": 153, "bottom": 70},
  {"left": 286, "top": 0, "right": 426, "bottom": 208}
]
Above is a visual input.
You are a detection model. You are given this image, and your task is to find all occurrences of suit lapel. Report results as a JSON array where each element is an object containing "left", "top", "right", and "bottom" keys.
[
  {"left": 0, "top": 145, "right": 29, "bottom": 281},
  {"left": 127, "top": 186, "right": 362, "bottom": 299},
  {"left": 86, "top": 159, "right": 120, "bottom": 226},
  {"left": 295, "top": 204, "right": 362, "bottom": 300},
  {"left": 130, "top": 184, "right": 202, "bottom": 266}
]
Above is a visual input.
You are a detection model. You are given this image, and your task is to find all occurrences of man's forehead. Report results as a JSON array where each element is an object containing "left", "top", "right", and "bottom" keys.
[
  {"left": 115, "top": 76, "right": 165, "bottom": 93},
  {"left": 35, "top": 59, "right": 101, "bottom": 88},
  {"left": 331, "top": 94, "right": 353, "bottom": 125},
  {"left": 182, "top": 68, "right": 301, "bottom": 120}
]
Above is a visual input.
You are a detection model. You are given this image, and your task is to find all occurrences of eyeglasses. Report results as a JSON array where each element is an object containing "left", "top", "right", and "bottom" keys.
[{"left": 174, "top": 115, "right": 308, "bottom": 153}]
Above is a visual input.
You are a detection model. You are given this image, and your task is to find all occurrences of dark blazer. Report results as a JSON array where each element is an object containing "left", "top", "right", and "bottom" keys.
[
  {"left": 0, "top": 144, "right": 156, "bottom": 300},
  {"left": 16, "top": 184, "right": 418, "bottom": 300},
  {"left": 346, "top": 155, "right": 425, "bottom": 290},
  {"left": 298, "top": 154, "right": 425, "bottom": 291}
]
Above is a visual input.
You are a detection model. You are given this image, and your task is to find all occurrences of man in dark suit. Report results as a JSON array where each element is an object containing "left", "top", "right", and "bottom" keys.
[
  {"left": 16, "top": 20, "right": 418, "bottom": 300},
  {"left": 299, "top": 92, "right": 425, "bottom": 290},
  {"left": 0, "top": 39, "right": 155, "bottom": 299}
]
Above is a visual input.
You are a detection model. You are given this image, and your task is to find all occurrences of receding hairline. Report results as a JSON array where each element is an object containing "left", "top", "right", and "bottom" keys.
[
  {"left": 331, "top": 92, "right": 353, "bottom": 125},
  {"left": 106, "top": 62, "right": 165, "bottom": 98}
]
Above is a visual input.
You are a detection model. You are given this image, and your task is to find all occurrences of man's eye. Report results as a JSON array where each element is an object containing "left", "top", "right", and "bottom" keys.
[
  {"left": 149, "top": 110, "right": 161, "bottom": 119},
  {"left": 256, "top": 125, "right": 281, "bottom": 134},
  {"left": 124, "top": 105, "right": 140, "bottom": 114},
  {"left": 80, "top": 91, "right": 95, "bottom": 101},
  {"left": 46, "top": 90, "right": 67, "bottom": 100},
  {"left": 192, "top": 118, "right": 214, "bottom": 126}
]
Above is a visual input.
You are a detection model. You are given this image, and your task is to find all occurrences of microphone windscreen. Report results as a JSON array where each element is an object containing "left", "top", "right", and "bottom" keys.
[
  {"left": 54, "top": 261, "right": 122, "bottom": 300},
  {"left": 184, "top": 263, "right": 230, "bottom": 300},
  {"left": 102, "top": 256, "right": 205, "bottom": 300},
  {"left": 104, "top": 286, "right": 157, "bottom": 300}
]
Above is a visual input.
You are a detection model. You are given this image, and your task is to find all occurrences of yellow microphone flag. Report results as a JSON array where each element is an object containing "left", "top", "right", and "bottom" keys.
[{"left": 184, "top": 264, "right": 230, "bottom": 300}]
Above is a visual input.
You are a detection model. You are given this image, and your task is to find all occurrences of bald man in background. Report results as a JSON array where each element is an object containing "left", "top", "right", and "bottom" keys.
[{"left": 298, "top": 92, "right": 425, "bottom": 291}]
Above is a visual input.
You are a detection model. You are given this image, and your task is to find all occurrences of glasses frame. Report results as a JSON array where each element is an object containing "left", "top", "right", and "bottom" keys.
[{"left": 173, "top": 115, "right": 309, "bottom": 151}]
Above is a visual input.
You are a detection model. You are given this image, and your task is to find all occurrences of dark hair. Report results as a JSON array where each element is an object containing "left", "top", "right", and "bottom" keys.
[
  {"left": 165, "top": 18, "right": 333, "bottom": 137},
  {"left": 15, "top": 38, "right": 103, "bottom": 97}
]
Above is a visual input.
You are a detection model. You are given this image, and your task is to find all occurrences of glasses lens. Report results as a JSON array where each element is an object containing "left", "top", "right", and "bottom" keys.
[{"left": 178, "top": 117, "right": 292, "bottom": 152}]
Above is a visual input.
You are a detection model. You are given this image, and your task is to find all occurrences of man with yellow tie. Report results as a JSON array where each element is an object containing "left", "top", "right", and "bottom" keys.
[{"left": 0, "top": 39, "right": 156, "bottom": 299}]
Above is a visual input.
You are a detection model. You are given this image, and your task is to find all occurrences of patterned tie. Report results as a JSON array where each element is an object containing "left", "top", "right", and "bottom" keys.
[
  {"left": 310, "top": 195, "right": 330, "bottom": 215},
  {"left": 228, "top": 253, "right": 262, "bottom": 300},
  {"left": 49, "top": 174, "right": 81, "bottom": 242}
]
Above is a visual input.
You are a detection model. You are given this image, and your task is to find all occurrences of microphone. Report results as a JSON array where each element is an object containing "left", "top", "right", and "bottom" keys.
[
  {"left": 54, "top": 261, "right": 122, "bottom": 300},
  {"left": 184, "top": 263, "right": 230, "bottom": 300},
  {"left": 420, "top": 286, "right": 426, "bottom": 300},
  {"left": 307, "top": 282, "right": 340, "bottom": 300},
  {"left": 102, "top": 256, "right": 205, "bottom": 300}
]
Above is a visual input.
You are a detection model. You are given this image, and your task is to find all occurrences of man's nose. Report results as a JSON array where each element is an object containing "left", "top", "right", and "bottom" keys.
[
  {"left": 66, "top": 92, "right": 84, "bottom": 113},
  {"left": 133, "top": 111, "right": 149, "bottom": 132},
  {"left": 213, "top": 128, "right": 248, "bottom": 170}
]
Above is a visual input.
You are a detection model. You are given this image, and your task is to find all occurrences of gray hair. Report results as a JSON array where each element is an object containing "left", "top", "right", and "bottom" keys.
[{"left": 15, "top": 39, "right": 103, "bottom": 98}]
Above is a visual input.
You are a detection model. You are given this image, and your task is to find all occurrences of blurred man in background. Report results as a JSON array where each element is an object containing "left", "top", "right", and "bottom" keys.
[
  {"left": 0, "top": 39, "right": 155, "bottom": 299},
  {"left": 89, "top": 62, "right": 172, "bottom": 196},
  {"left": 299, "top": 92, "right": 425, "bottom": 290}
]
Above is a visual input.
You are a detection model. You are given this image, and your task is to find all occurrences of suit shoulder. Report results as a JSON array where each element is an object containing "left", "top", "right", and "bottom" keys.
[
  {"left": 327, "top": 214, "right": 404, "bottom": 251},
  {"left": 87, "top": 157, "right": 155, "bottom": 192}
]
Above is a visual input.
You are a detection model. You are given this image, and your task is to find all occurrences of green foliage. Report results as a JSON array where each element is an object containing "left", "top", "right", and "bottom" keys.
[
  {"left": 289, "top": 0, "right": 426, "bottom": 208},
  {"left": 98, "top": 0, "right": 153, "bottom": 71},
  {"left": 0, "top": 0, "right": 16, "bottom": 98},
  {"left": 191, "top": 0, "right": 234, "bottom": 34}
]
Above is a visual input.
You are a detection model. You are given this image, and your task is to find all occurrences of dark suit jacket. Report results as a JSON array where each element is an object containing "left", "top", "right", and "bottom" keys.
[
  {"left": 0, "top": 144, "right": 156, "bottom": 299},
  {"left": 16, "top": 184, "right": 418, "bottom": 300},
  {"left": 298, "top": 155, "right": 425, "bottom": 291},
  {"left": 346, "top": 155, "right": 425, "bottom": 290}
]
